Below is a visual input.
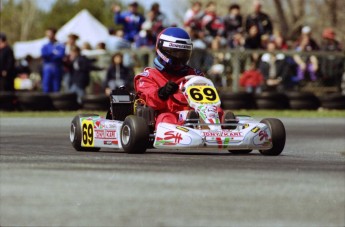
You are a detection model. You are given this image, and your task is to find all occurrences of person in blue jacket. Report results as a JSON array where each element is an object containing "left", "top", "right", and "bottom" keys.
[
  {"left": 112, "top": 1, "right": 145, "bottom": 42},
  {"left": 41, "top": 28, "right": 65, "bottom": 93}
]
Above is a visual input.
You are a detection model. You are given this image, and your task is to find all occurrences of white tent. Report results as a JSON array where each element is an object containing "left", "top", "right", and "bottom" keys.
[{"left": 14, "top": 9, "right": 110, "bottom": 59}]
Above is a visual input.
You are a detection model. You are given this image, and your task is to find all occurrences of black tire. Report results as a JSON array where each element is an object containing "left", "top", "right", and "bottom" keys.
[
  {"left": 259, "top": 118, "right": 286, "bottom": 156},
  {"left": 16, "top": 92, "right": 54, "bottom": 111},
  {"left": 121, "top": 115, "right": 149, "bottom": 154},
  {"left": 286, "top": 91, "right": 320, "bottom": 110},
  {"left": 255, "top": 92, "right": 289, "bottom": 110},
  {"left": 319, "top": 93, "right": 345, "bottom": 110},
  {"left": 70, "top": 114, "right": 101, "bottom": 152},
  {"left": 0, "top": 92, "right": 17, "bottom": 111},
  {"left": 228, "top": 150, "right": 253, "bottom": 154},
  {"left": 222, "top": 110, "right": 237, "bottom": 130},
  {"left": 82, "top": 94, "right": 109, "bottom": 110},
  {"left": 220, "top": 92, "right": 255, "bottom": 109},
  {"left": 49, "top": 92, "right": 80, "bottom": 110}
]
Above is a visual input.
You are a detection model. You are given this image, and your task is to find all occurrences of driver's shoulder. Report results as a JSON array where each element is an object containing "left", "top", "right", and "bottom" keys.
[{"left": 136, "top": 67, "right": 156, "bottom": 78}]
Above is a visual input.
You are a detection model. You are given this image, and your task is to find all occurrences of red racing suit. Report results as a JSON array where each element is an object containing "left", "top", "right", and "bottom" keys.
[{"left": 134, "top": 66, "right": 204, "bottom": 128}]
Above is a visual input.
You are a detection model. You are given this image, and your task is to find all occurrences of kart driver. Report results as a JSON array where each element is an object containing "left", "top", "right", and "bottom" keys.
[{"left": 134, "top": 27, "right": 223, "bottom": 129}]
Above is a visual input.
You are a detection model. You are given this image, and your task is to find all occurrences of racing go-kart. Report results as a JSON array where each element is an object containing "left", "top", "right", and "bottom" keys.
[{"left": 70, "top": 75, "right": 286, "bottom": 155}]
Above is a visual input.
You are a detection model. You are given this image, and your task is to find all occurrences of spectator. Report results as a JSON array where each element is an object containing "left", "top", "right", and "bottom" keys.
[
  {"left": 183, "top": 1, "right": 204, "bottom": 31},
  {"left": 65, "top": 33, "right": 79, "bottom": 55},
  {"left": 41, "top": 28, "right": 65, "bottom": 93},
  {"left": 245, "top": 23, "right": 262, "bottom": 63},
  {"left": 229, "top": 30, "right": 245, "bottom": 49},
  {"left": 63, "top": 33, "right": 79, "bottom": 91},
  {"left": 189, "top": 29, "right": 213, "bottom": 73},
  {"left": 244, "top": 24, "right": 261, "bottom": 49},
  {"left": 320, "top": 27, "right": 344, "bottom": 87},
  {"left": 201, "top": 1, "right": 226, "bottom": 49},
  {"left": 149, "top": 2, "right": 169, "bottom": 36},
  {"left": 293, "top": 26, "right": 319, "bottom": 83},
  {"left": 134, "top": 21, "right": 156, "bottom": 49},
  {"left": 14, "top": 55, "right": 33, "bottom": 91},
  {"left": 240, "top": 60, "right": 264, "bottom": 94},
  {"left": 245, "top": 0, "right": 273, "bottom": 36},
  {"left": 105, "top": 28, "right": 131, "bottom": 54},
  {"left": 68, "top": 46, "right": 94, "bottom": 104},
  {"left": 223, "top": 4, "right": 243, "bottom": 42},
  {"left": 104, "top": 52, "right": 134, "bottom": 95},
  {"left": 294, "top": 26, "right": 319, "bottom": 51},
  {"left": 0, "top": 32, "right": 16, "bottom": 91},
  {"left": 272, "top": 30, "right": 288, "bottom": 50},
  {"left": 113, "top": 1, "right": 145, "bottom": 42},
  {"left": 259, "top": 41, "right": 293, "bottom": 91}
]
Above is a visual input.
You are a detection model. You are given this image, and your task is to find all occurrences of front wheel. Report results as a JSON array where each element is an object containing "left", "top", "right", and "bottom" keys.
[
  {"left": 259, "top": 118, "right": 286, "bottom": 156},
  {"left": 121, "top": 115, "right": 150, "bottom": 154},
  {"left": 70, "top": 114, "right": 101, "bottom": 152}
]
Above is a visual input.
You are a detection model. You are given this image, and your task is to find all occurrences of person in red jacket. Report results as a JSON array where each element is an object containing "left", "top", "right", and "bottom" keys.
[
  {"left": 239, "top": 60, "right": 264, "bottom": 94},
  {"left": 135, "top": 27, "right": 218, "bottom": 129}
]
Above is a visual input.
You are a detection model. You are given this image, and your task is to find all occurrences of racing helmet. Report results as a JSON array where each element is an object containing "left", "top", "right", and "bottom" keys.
[{"left": 154, "top": 27, "right": 193, "bottom": 72}]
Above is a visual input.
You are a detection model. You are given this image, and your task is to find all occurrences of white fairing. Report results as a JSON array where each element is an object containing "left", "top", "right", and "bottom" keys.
[
  {"left": 154, "top": 121, "right": 273, "bottom": 150},
  {"left": 78, "top": 116, "right": 123, "bottom": 149}
]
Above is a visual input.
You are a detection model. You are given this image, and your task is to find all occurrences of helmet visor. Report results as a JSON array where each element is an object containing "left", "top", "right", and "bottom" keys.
[{"left": 161, "top": 41, "right": 192, "bottom": 65}]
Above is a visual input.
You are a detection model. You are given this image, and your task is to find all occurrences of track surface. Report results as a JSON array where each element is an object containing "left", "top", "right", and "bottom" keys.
[{"left": 0, "top": 117, "right": 344, "bottom": 227}]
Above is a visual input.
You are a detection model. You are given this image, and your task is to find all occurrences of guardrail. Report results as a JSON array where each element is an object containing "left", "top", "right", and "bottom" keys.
[{"left": 86, "top": 48, "right": 344, "bottom": 95}]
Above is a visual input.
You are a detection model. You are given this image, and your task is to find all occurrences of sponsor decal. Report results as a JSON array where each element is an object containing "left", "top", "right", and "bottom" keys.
[
  {"left": 253, "top": 129, "right": 271, "bottom": 145},
  {"left": 104, "top": 122, "right": 117, "bottom": 129},
  {"left": 163, "top": 41, "right": 192, "bottom": 50},
  {"left": 139, "top": 71, "right": 149, "bottom": 77},
  {"left": 105, "top": 130, "right": 116, "bottom": 139},
  {"left": 203, "top": 131, "right": 242, "bottom": 137},
  {"left": 95, "top": 130, "right": 105, "bottom": 139},
  {"left": 103, "top": 140, "right": 118, "bottom": 145},
  {"left": 155, "top": 130, "right": 188, "bottom": 146},
  {"left": 251, "top": 127, "right": 260, "bottom": 133},
  {"left": 164, "top": 131, "right": 183, "bottom": 144},
  {"left": 96, "top": 130, "right": 116, "bottom": 139},
  {"left": 176, "top": 126, "right": 189, "bottom": 132},
  {"left": 94, "top": 120, "right": 105, "bottom": 129},
  {"left": 259, "top": 130, "right": 268, "bottom": 141}
]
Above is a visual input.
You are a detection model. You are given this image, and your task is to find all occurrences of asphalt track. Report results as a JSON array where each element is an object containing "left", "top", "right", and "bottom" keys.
[{"left": 0, "top": 117, "right": 344, "bottom": 227}]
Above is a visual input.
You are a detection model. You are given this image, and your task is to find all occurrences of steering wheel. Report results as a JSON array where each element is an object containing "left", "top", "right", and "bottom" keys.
[{"left": 171, "top": 75, "right": 196, "bottom": 105}]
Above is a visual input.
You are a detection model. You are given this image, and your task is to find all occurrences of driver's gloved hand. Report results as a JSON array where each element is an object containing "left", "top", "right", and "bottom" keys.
[{"left": 158, "top": 81, "right": 179, "bottom": 100}]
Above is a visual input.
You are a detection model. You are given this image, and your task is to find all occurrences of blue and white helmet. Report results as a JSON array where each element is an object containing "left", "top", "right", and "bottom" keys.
[{"left": 154, "top": 27, "right": 193, "bottom": 72}]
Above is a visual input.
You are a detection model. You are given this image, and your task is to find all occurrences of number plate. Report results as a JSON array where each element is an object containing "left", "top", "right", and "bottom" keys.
[
  {"left": 82, "top": 120, "right": 94, "bottom": 147},
  {"left": 186, "top": 85, "right": 220, "bottom": 104}
]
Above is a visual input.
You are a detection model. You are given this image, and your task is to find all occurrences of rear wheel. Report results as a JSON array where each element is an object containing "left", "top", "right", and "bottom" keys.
[
  {"left": 259, "top": 118, "right": 286, "bottom": 156},
  {"left": 121, "top": 115, "right": 150, "bottom": 154},
  {"left": 70, "top": 114, "right": 101, "bottom": 152}
]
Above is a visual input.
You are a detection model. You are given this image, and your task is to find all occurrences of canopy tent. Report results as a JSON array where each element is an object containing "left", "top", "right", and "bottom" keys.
[{"left": 14, "top": 9, "right": 110, "bottom": 59}]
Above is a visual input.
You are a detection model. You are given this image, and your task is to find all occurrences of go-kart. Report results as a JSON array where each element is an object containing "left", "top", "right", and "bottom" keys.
[{"left": 70, "top": 75, "right": 286, "bottom": 155}]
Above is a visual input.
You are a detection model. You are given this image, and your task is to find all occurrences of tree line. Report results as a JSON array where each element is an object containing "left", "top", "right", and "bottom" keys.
[{"left": 1, "top": 0, "right": 344, "bottom": 45}]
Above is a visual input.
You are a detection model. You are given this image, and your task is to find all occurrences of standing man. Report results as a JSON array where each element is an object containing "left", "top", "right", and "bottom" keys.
[
  {"left": 41, "top": 28, "right": 65, "bottom": 93},
  {"left": 245, "top": 0, "right": 273, "bottom": 37},
  {"left": 68, "top": 46, "right": 93, "bottom": 105},
  {"left": 0, "top": 33, "right": 16, "bottom": 91},
  {"left": 113, "top": 1, "right": 145, "bottom": 42}
]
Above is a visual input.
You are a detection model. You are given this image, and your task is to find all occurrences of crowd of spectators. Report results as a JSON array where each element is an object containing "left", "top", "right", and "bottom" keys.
[{"left": 0, "top": 0, "right": 344, "bottom": 102}]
